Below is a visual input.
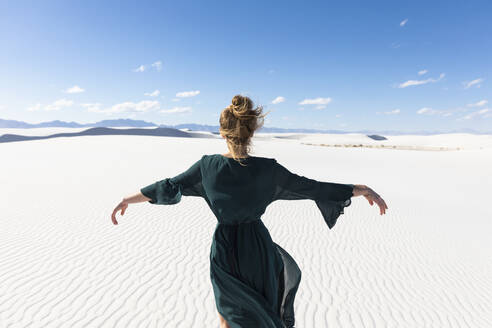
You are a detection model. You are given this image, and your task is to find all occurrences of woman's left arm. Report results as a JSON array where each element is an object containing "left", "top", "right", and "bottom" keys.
[{"left": 111, "top": 192, "right": 151, "bottom": 225}]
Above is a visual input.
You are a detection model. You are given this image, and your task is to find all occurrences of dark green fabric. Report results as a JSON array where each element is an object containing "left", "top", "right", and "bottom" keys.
[{"left": 140, "top": 154, "right": 354, "bottom": 328}]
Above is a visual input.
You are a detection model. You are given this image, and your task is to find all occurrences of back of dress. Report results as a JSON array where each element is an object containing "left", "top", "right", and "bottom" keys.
[{"left": 200, "top": 154, "right": 275, "bottom": 224}]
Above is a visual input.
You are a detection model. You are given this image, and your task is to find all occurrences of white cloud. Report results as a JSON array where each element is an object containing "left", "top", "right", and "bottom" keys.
[
  {"left": 417, "top": 107, "right": 435, "bottom": 114},
  {"left": 271, "top": 96, "right": 285, "bottom": 104},
  {"left": 416, "top": 107, "right": 454, "bottom": 117},
  {"left": 171, "top": 98, "right": 180, "bottom": 102},
  {"left": 467, "top": 100, "right": 488, "bottom": 107},
  {"left": 460, "top": 108, "right": 490, "bottom": 120},
  {"left": 315, "top": 105, "right": 326, "bottom": 110},
  {"left": 65, "top": 85, "right": 85, "bottom": 94},
  {"left": 144, "top": 90, "right": 160, "bottom": 97},
  {"left": 82, "top": 103, "right": 103, "bottom": 113},
  {"left": 83, "top": 100, "right": 160, "bottom": 114},
  {"left": 28, "top": 100, "right": 74, "bottom": 111},
  {"left": 298, "top": 97, "right": 332, "bottom": 105},
  {"left": 376, "top": 109, "right": 401, "bottom": 115},
  {"left": 160, "top": 106, "right": 192, "bottom": 114},
  {"left": 335, "top": 114, "right": 342, "bottom": 118},
  {"left": 151, "top": 61, "right": 163, "bottom": 71},
  {"left": 44, "top": 99, "right": 74, "bottom": 111},
  {"left": 27, "top": 103, "right": 42, "bottom": 111},
  {"left": 400, "top": 19, "right": 408, "bottom": 27},
  {"left": 418, "top": 70, "right": 428, "bottom": 76},
  {"left": 463, "top": 78, "right": 484, "bottom": 89},
  {"left": 133, "top": 61, "right": 162, "bottom": 72},
  {"left": 176, "top": 90, "right": 200, "bottom": 98},
  {"left": 398, "top": 73, "right": 445, "bottom": 88}
]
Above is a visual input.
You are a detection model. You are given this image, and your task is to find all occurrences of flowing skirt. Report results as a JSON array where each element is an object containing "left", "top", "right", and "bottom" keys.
[{"left": 210, "top": 220, "right": 301, "bottom": 328}]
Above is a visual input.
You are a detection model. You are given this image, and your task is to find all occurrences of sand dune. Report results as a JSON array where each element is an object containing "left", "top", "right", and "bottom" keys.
[
  {"left": 0, "top": 133, "right": 491, "bottom": 327},
  {"left": 0, "top": 127, "right": 217, "bottom": 143}
]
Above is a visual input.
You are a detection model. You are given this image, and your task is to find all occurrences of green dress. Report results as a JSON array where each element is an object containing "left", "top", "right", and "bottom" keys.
[{"left": 140, "top": 154, "right": 354, "bottom": 328}]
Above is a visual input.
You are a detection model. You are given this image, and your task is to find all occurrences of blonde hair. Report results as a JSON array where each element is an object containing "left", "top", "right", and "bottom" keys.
[{"left": 219, "top": 94, "right": 269, "bottom": 166}]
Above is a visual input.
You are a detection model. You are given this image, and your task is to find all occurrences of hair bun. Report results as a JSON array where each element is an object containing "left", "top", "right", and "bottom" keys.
[
  {"left": 219, "top": 94, "right": 269, "bottom": 164},
  {"left": 231, "top": 95, "right": 245, "bottom": 107},
  {"left": 229, "top": 94, "right": 254, "bottom": 119}
]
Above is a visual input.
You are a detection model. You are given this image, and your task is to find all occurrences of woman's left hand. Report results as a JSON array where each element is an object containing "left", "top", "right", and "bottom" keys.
[{"left": 111, "top": 200, "right": 128, "bottom": 225}]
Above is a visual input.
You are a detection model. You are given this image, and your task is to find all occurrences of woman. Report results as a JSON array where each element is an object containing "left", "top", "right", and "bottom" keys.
[{"left": 111, "top": 95, "right": 388, "bottom": 328}]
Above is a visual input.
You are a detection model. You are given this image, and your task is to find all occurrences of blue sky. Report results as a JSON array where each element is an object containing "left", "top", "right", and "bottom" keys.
[{"left": 1, "top": 0, "right": 491, "bottom": 132}]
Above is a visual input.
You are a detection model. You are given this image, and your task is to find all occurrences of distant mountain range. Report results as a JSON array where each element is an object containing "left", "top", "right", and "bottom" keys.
[{"left": 0, "top": 118, "right": 490, "bottom": 135}]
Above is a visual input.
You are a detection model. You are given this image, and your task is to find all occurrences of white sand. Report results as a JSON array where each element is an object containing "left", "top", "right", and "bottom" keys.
[
  {"left": 1, "top": 132, "right": 491, "bottom": 327},
  {"left": 257, "top": 132, "right": 492, "bottom": 150}
]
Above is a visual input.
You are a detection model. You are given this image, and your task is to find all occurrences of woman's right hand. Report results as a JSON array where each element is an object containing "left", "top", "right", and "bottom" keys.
[
  {"left": 353, "top": 184, "right": 388, "bottom": 215},
  {"left": 111, "top": 200, "right": 128, "bottom": 225}
]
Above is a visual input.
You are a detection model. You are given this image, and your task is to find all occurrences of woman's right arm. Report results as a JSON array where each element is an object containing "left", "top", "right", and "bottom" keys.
[
  {"left": 352, "top": 184, "right": 388, "bottom": 215},
  {"left": 111, "top": 192, "right": 151, "bottom": 225}
]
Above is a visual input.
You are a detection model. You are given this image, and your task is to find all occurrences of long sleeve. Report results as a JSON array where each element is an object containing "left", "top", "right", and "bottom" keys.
[
  {"left": 271, "top": 159, "right": 354, "bottom": 229},
  {"left": 140, "top": 155, "right": 206, "bottom": 205}
]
